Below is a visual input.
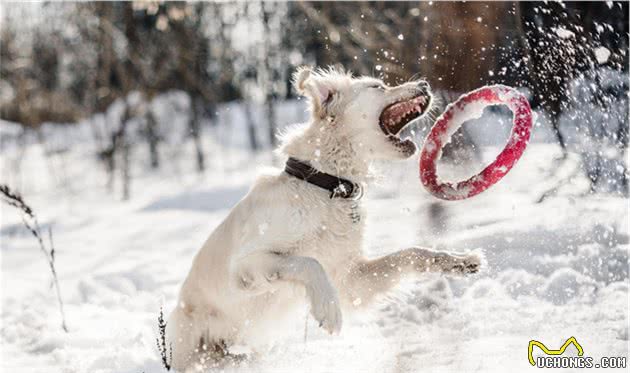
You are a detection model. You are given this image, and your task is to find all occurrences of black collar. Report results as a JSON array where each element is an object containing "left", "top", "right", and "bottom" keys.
[{"left": 284, "top": 157, "right": 362, "bottom": 199}]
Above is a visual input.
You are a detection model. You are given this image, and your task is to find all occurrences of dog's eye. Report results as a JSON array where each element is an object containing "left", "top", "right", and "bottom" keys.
[{"left": 369, "top": 84, "right": 387, "bottom": 91}]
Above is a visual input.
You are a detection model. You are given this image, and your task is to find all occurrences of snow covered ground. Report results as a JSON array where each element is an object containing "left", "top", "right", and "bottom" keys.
[{"left": 1, "top": 106, "right": 628, "bottom": 373}]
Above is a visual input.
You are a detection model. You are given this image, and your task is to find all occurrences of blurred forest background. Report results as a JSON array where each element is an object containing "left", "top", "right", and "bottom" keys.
[{"left": 1, "top": 1, "right": 628, "bottom": 200}]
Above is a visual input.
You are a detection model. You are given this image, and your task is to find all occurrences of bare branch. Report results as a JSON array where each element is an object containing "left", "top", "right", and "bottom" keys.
[{"left": 0, "top": 184, "right": 68, "bottom": 332}]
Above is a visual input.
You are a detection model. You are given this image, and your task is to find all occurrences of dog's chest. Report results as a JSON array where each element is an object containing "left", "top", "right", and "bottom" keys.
[{"left": 299, "top": 199, "right": 365, "bottom": 267}]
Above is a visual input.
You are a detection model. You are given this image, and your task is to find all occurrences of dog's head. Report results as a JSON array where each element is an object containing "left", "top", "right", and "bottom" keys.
[{"left": 293, "top": 66, "right": 432, "bottom": 160}]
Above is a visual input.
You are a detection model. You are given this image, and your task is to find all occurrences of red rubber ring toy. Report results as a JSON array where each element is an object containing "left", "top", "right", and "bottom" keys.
[{"left": 419, "top": 85, "right": 532, "bottom": 200}]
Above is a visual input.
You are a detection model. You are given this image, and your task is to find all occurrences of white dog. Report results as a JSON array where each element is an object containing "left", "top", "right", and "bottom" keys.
[{"left": 167, "top": 66, "right": 481, "bottom": 371}]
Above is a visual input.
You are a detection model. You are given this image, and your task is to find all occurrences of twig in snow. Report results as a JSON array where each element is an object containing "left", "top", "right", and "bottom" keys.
[
  {"left": 535, "top": 157, "right": 582, "bottom": 203},
  {"left": 0, "top": 184, "right": 68, "bottom": 332},
  {"left": 156, "top": 306, "right": 172, "bottom": 371}
]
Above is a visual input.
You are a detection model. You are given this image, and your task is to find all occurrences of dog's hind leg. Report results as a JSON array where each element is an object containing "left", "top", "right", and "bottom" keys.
[
  {"left": 233, "top": 251, "right": 342, "bottom": 334},
  {"left": 167, "top": 304, "right": 247, "bottom": 372},
  {"left": 167, "top": 303, "right": 210, "bottom": 371},
  {"left": 343, "top": 247, "right": 482, "bottom": 306}
]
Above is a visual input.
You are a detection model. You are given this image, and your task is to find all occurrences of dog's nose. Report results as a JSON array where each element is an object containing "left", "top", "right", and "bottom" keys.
[{"left": 417, "top": 81, "right": 430, "bottom": 94}]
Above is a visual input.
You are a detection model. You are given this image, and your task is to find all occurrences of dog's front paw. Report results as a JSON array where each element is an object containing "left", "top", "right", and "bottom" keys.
[
  {"left": 449, "top": 249, "right": 483, "bottom": 274},
  {"left": 307, "top": 285, "right": 342, "bottom": 335}
]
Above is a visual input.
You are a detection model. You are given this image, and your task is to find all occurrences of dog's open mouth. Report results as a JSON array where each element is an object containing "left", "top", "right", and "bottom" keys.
[{"left": 379, "top": 94, "right": 431, "bottom": 154}]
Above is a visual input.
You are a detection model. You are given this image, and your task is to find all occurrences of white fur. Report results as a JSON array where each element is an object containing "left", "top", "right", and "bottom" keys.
[{"left": 167, "top": 67, "right": 481, "bottom": 371}]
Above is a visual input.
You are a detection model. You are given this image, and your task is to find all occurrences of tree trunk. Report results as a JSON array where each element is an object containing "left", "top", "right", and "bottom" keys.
[
  {"left": 244, "top": 103, "right": 259, "bottom": 152},
  {"left": 190, "top": 96, "right": 205, "bottom": 172},
  {"left": 515, "top": 2, "right": 569, "bottom": 159},
  {"left": 265, "top": 99, "right": 276, "bottom": 148},
  {"left": 262, "top": 3, "right": 277, "bottom": 148},
  {"left": 120, "top": 103, "right": 132, "bottom": 200},
  {"left": 146, "top": 109, "right": 159, "bottom": 169},
  {"left": 121, "top": 139, "right": 131, "bottom": 201}
]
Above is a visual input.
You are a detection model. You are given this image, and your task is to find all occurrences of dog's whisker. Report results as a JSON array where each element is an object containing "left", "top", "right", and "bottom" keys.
[{"left": 408, "top": 72, "right": 422, "bottom": 82}]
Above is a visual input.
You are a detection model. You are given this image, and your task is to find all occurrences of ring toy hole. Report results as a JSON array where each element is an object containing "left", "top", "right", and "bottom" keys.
[{"left": 419, "top": 85, "right": 533, "bottom": 200}]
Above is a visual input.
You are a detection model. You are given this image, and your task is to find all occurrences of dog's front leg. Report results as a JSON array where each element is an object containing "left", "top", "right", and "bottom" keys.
[
  {"left": 234, "top": 252, "right": 342, "bottom": 334},
  {"left": 344, "top": 247, "right": 482, "bottom": 306}
]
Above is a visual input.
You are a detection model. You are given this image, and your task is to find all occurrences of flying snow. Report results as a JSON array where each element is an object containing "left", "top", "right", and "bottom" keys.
[
  {"left": 553, "top": 27, "right": 575, "bottom": 39},
  {"left": 594, "top": 46, "right": 611, "bottom": 64}
]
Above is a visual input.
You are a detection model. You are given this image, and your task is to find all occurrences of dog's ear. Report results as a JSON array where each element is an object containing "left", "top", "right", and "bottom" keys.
[
  {"left": 293, "top": 66, "right": 338, "bottom": 120},
  {"left": 292, "top": 66, "right": 312, "bottom": 95}
]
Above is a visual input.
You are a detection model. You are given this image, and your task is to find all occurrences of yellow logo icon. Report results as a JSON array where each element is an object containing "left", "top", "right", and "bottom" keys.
[{"left": 528, "top": 337, "right": 584, "bottom": 366}]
